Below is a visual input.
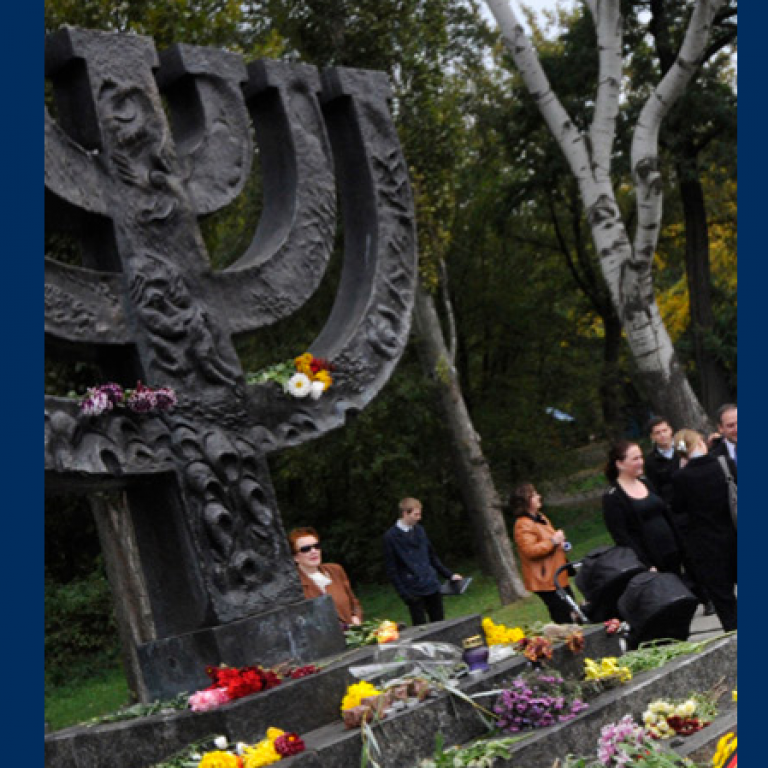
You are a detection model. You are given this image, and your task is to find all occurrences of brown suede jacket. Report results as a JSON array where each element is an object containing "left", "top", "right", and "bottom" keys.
[
  {"left": 297, "top": 562, "right": 363, "bottom": 625},
  {"left": 513, "top": 513, "right": 569, "bottom": 593}
]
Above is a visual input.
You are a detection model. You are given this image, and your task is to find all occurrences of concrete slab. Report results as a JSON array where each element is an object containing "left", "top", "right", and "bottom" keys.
[{"left": 687, "top": 602, "right": 733, "bottom": 642}]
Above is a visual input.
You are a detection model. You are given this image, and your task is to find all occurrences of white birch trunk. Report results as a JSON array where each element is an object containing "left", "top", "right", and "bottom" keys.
[
  {"left": 413, "top": 283, "right": 528, "bottom": 604},
  {"left": 485, "top": 0, "right": 726, "bottom": 432}
]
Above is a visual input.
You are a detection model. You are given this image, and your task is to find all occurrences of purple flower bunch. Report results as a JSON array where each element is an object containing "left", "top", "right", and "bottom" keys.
[
  {"left": 597, "top": 715, "right": 648, "bottom": 767},
  {"left": 494, "top": 673, "right": 588, "bottom": 733},
  {"left": 80, "top": 382, "right": 177, "bottom": 416}
]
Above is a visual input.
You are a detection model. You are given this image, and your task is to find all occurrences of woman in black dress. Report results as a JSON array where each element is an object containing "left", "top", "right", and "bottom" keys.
[
  {"left": 602, "top": 440, "right": 683, "bottom": 575},
  {"left": 671, "top": 429, "right": 737, "bottom": 631}
]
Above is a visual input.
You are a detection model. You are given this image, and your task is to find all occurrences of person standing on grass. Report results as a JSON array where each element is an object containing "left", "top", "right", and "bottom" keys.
[
  {"left": 383, "top": 497, "right": 462, "bottom": 626},
  {"left": 510, "top": 483, "right": 578, "bottom": 624}
]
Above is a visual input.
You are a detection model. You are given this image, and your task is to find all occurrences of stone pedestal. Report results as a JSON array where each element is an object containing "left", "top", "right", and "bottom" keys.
[{"left": 136, "top": 595, "right": 345, "bottom": 701}]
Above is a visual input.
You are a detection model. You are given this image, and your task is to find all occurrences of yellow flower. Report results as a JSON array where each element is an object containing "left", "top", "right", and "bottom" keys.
[
  {"left": 241, "top": 739, "right": 281, "bottom": 768},
  {"left": 265, "top": 728, "right": 285, "bottom": 742},
  {"left": 313, "top": 369, "right": 332, "bottom": 389},
  {"left": 294, "top": 353, "right": 313, "bottom": 376},
  {"left": 198, "top": 751, "right": 242, "bottom": 768},
  {"left": 583, "top": 657, "right": 632, "bottom": 683},
  {"left": 712, "top": 733, "right": 737, "bottom": 768},
  {"left": 481, "top": 617, "right": 525, "bottom": 646},
  {"left": 341, "top": 680, "right": 382, "bottom": 712}
]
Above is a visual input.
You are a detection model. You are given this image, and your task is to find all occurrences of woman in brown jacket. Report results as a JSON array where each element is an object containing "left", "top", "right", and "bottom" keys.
[
  {"left": 289, "top": 527, "right": 363, "bottom": 627},
  {"left": 511, "top": 484, "right": 576, "bottom": 624}
]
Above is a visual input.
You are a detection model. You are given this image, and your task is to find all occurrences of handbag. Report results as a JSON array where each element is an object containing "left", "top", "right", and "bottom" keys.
[{"left": 716, "top": 456, "right": 737, "bottom": 529}]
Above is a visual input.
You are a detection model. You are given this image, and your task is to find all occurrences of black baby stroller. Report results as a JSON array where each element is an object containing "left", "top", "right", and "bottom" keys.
[
  {"left": 553, "top": 545, "right": 698, "bottom": 649},
  {"left": 553, "top": 545, "right": 646, "bottom": 624},
  {"left": 617, "top": 571, "right": 698, "bottom": 650}
]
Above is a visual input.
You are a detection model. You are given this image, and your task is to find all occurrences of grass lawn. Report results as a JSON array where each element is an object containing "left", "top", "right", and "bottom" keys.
[
  {"left": 45, "top": 501, "right": 611, "bottom": 732},
  {"left": 45, "top": 665, "right": 130, "bottom": 732}
]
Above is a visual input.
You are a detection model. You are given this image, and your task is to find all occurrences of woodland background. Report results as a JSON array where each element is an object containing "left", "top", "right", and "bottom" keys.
[{"left": 44, "top": 0, "right": 736, "bottom": 692}]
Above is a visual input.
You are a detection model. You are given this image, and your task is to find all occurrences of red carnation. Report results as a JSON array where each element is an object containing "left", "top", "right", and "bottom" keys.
[
  {"left": 309, "top": 357, "right": 334, "bottom": 373},
  {"left": 274, "top": 732, "right": 305, "bottom": 757},
  {"left": 604, "top": 618, "right": 622, "bottom": 634},
  {"left": 288, "top": 665, "right": 318, "bottom": 679}
]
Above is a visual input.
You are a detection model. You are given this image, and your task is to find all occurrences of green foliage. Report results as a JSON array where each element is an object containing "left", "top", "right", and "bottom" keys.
[
  {"left": 45, "top": 568, "right": 120, "bottom": 686},
  {"left": 418, "top": 733, "right": 523, "bottom": 768}
]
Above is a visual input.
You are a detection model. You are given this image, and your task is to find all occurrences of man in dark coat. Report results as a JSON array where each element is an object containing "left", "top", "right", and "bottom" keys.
[
  {"left": 644, "top": 417, "right": 681, "bottom": 505},
  {"left": 645, "top": 416, "right": 714, "bottom": 615},
  {"left": 672, "top": 443, "right": 737, "bottom": 632},
  {"left": 383, "top": 497, "right": 462, "bottom": 625},
  {"left": 709, "top": 404, "right": 737, "bottom": 477}
]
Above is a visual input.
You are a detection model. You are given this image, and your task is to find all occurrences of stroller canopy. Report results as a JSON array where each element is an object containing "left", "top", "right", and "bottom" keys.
[{"left": 575, "top": 546, "right": 646, "bottom": 622}]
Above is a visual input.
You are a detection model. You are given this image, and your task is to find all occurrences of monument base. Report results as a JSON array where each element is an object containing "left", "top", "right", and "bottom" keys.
[{"left": 136, "top": 595, "right": 345, "bottom": 701}]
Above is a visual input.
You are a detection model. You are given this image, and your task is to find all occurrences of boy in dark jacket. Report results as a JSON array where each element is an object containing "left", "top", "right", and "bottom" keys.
[{"left": 383, "top": 497, "right": 462, "bottom": 625}]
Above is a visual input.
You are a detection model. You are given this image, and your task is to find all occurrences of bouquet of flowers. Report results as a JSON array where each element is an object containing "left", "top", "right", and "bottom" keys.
[
  {"left": 481, "top": 617, "right": 526, "bottom": 646},
  {"left": 493, "top": 671, "right": 588, "bottom": 733},
  {"left": 344, "top": 619, "right": 400, "bottom": 648},
  {"left": 642, "top": 692, "right": 719, "bottom": 739},
  {"left": 248, "top": 352, "right": 334, "bottom": 400},
  {"left": 583, "top": 657, "right": 633, "bottom": 685},
  {"left": 80, "top": 381, "right": 177, "bottom": 416},
  {"left": 563, "top": 715, "right": 704, "bottom": 768},
  {"left": 188, "top": 663, "right": 317, "bottom": 711},
  {"left": 189, "top": 730, "right": 305, "bottom": 768}
]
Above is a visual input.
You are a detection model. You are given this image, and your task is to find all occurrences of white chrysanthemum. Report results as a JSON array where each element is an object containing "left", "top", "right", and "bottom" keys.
[
  {"left": 213, "top": 736, "right": 228, "bottom": 750},
  {"left": 309, "top": 380, "right": 325, "bottom": 400},
  {"left": 286, "top": 372, "right": 311, "bottom": 398}
]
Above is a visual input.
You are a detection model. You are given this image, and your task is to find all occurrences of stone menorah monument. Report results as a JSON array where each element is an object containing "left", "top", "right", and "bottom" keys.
[{"left": 45, "top": 27, "right": 417, "bottom": 701}]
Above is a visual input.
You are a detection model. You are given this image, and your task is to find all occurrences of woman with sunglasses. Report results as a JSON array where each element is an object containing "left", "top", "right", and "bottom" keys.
[{"left": 288, "top": 527, "right": 363, "bottom": 627}]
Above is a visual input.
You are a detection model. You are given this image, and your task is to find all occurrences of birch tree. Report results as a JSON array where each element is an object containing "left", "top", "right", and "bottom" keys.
[{"left": 485, "top": 0, "right": 729, "bottom": 432}]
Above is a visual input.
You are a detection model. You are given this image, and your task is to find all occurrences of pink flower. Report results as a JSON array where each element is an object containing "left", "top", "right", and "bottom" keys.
[
  {"left": 127, "top": 382, "right": 158, "bottom": 413},
  {"left": 153, "top": 387, "right": 177, "bottom": 411},
  {"left": 188, "top": 687, "right": 231, "bottom": 712},
  {"left": 80, "top": 388, "right": 113, "bottom": 416}
]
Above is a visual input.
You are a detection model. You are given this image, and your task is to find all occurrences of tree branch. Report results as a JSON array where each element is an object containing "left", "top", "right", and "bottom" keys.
[
  {"left": 438, "top": 259, "right": 458, "bottom": 367},
  {"left": 631, "top": 0, "right": 728, "bottom": 267},
  {"left": 485, "top": 0, "right": 593, "bottom": 190},
  {"left": 587, "top": 0, "right": 623, "bottom": 185}
]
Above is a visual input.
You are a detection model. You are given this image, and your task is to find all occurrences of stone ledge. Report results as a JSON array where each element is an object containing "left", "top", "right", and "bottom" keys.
[
  {"left": 45, "top": 614, "right": 484, "bottom": 768},
  {"left": 485, "top": 634, "right": 737, "bottom": 768},
  {"left": 256, "top": 625, "right": 623, "bottom": 768},
  {"left": 278, "top": 632, "right": 734, "bottom": 768}
]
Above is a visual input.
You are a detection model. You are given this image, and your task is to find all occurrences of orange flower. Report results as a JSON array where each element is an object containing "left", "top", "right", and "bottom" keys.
[
  {"left": 294, "top": 353, "right": 314, "bottom": 376},
  {"left": 374, "top": 620, "right": 399, "bottom": 644}
]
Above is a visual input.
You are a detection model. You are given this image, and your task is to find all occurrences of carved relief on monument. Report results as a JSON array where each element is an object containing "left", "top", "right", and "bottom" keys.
[{"left": 45, "top": 27, "right": 417, "bottom": 635}]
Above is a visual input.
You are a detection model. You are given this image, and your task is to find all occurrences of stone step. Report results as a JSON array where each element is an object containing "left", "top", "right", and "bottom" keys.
[
  {"left": 263, "top": 624, "right": 624, "bottom": 768},
  {"left": 45, "top": 614, "right": 484, "bottom": 768},
  {"left": 279, "top": 632, "right": 735, "bottom": 768}
]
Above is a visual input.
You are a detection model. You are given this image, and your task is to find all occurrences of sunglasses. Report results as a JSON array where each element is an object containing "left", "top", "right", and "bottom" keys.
[{"left": 297, "top": 543, "right": 321, "bottom": 554}]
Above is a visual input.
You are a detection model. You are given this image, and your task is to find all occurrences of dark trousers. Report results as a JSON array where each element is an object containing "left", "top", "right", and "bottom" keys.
[
  {"left": 406, "top": 591, "right": 444, "bottom": 625},
  {"left": 694, "top": 552, "right": 737, "bottom": 632},
  {"left": 536, "top": 586, "right": 578, "bottom": 624}
]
